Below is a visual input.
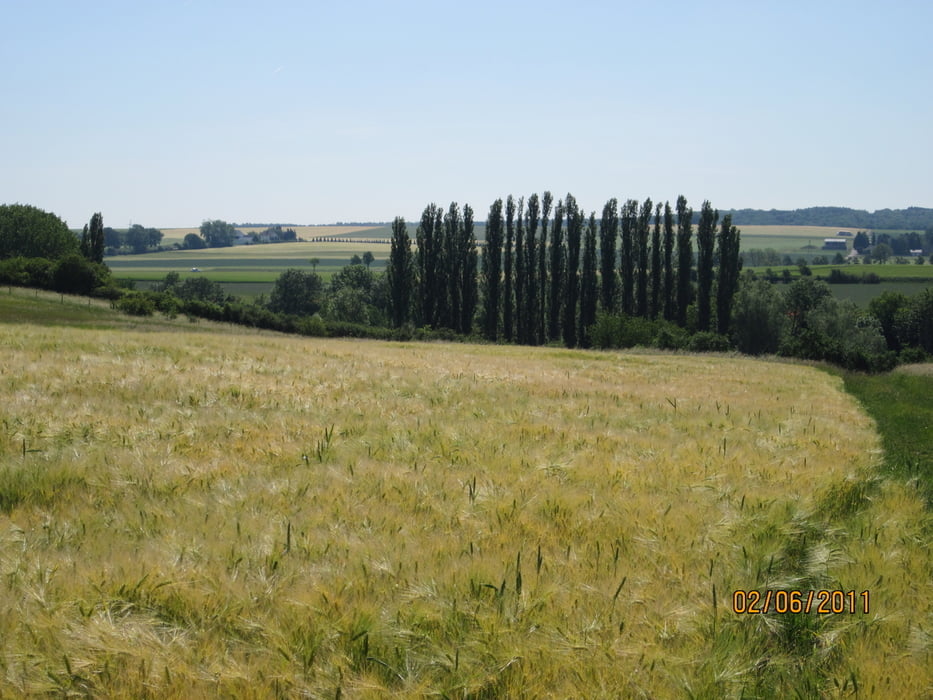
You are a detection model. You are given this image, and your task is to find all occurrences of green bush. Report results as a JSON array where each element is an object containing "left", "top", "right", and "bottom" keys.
[
  {"left": 686, "top": 332, "right": 733, "bottom": 352},
  {"left": 52, "top": 254, "right": 110, "bottom": 295},
  {"left": 654, "top": 323, "right": 689, "bottom": 350},
  {"left": 898, "top": 346, "right": 931, "bottom": 364},
  {"left": 297, "top": 314, "right": 328, "bottom": 337},
  {"left": 589, "top": 313, "right": 658, "bottom": 349},
  {"left": 0, "top": 257, "right": 54, "bottom": 288},
  {"left": 117, "top": 294, "right": 156, "bottom": 316}
]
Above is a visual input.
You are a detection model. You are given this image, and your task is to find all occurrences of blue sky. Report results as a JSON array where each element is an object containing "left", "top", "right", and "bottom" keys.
[{"left": 2, "top": 1, "right": 931, "bottom": 228}]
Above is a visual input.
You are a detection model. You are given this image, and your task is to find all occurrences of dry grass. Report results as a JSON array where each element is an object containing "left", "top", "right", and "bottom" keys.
[
  {"left": 893, "top": 362, "right": 933, "bottom": 377},
  {"left": 0, "top": 317, "right": 929, "bottom": 697}
]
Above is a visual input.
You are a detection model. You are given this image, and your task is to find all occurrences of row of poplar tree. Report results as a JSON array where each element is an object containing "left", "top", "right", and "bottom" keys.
[{"left": 386, "top": 193, "right": 741, "bottom": 348}]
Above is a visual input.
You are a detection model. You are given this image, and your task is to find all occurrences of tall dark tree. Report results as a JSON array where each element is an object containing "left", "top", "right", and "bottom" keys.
[
  {"left": 635, "top": 198, "right": 652, "bottom": 318},
  {"left": 599, "top": 198, "right": 619, "bottom": 312},
  {"left": 716, "top": 214, "right": 742, "bottom": 336},
  {"left": 482, "top": 199, "right": 504, "bottom": 340},
  {"left": 562, "top": 194, "right": 583, "bottom": 348},
  {"left": 695, "top": 200, "right": 718, "bottom": 332},
  {"left": 415, "top": 204, "right": 444, "bottom": 327},
  {"left": 387, "top": 216, "right": 413, "bottom": 327},
  {"left": 675, "top": 195, "right": 693, "bottom": 327},
  {"left": 89, "top": 213, "right": 104, "bottom": 263},
  {"left": 442, "top": 202, "right": 462, "bottom": 330},
  {"left": 662, "top": 201, "right": 675, "bottom": 321},
  {"left": 579, "top": 212, "right": 598, "bottom": 346},
  {"left": 619, "top": 199, "right": 638, "bottom": 315},
  {"left": 522, "top": 193, "right": 540, "bottom": 345},
  {"left": 537, "top": 192, "right": 552, "bottom": 343},
  {"left": 80, "top": 224, "right": 90, "bottom": 260},
  {"left": 650, "top": 202, "right": 662, "bottom": 319},
  {"left": 459, "top": 203, "right": 478, "bottom": 334},
  {"left": 503, "top": 196, "right": 516, "bottom": 342},
  {"left": 514, "top": 197, "right": 526, "bottom": 344},
  {"left": 548, "top": 198, "right": 565, "bottom": 341}
]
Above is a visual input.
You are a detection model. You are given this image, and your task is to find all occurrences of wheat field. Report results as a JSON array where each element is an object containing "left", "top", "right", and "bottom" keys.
[{"left": 0, "top": 308, "right": 930, "bottom": 697}]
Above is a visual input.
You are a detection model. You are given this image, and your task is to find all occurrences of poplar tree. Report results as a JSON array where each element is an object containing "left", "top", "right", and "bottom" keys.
[
  {"left": 415, "top": 203, "right": 444, "bottom": 328},
  {"left": 619, "top": 199, "right": 638, "bottom": 315},
  {"left": 563, "top": 194, "right": 582, "bottom": 348},
  {"left": 523, "top": 193, "right": 540, "bottom": 345},
  {"left": 650, "top": 202, "right": 662, "bottom": 319},
  {"left": 662, "top": 201, "right": 675, "bottom": 321},
  {"left": 80, "top": 224, "right": 90, "bottom": 260},
  {"left": 548, "top": 198, "right": 565, "bottom": 341},
  {"left": 599, "top": 198, "right": 619, "bottom": 312},
  {"left": 675, "top": 195, "right": 693, "bottom": 327},
  {"left": 537, "top": 192, "right": 552, "bottom": 343},
  {"left": 504, "top": 196, "right": 515, "bottom": 342},
  {"left": 81, "top": 213, "right": 105, "bottom": 263},
  {"left": 387, "top": 216, "right": 413, "bottom": 327},
  {"left": 695, "top": 200, "right": 718, "bottom": 332},
  {"left": 514, "top": 197, "right": 526, "bottom": 344},
  {"left": 441, "top": 202, "right": 461, "bottom": 330},
  {"left": 459, "top": 203, "right": 478, "bottom": 334},
  {"left": 579, "top": 212, "right": 598, "bottom": 346},
  {"left": 635, "top": 198, "right": 652, "bottom": 318},
  {"left": 482, "top": 199, "right": 504, "bottom": 340},
  {"left": 716, "top": 214, "right": 742, "bottom": 336}
]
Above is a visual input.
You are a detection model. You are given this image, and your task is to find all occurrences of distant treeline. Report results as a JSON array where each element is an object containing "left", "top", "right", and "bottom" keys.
[{"left": 725, "top": 206, "right": 933, "bottom": 230}]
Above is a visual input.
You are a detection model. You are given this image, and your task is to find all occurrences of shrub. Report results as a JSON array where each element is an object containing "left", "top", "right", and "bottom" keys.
[
  {"left": 687, "top": 332, "right": 732, "bottom": 352},
  {"left": 297, "top": 314, "right": 328, "bottom": 337},
  {"left": 117, "top": 294, "right": 156, "bottom": 316},
  {"left": 52, "top": 254, "right": 109, "bottom": 295},
  {"left": 898, "top": 346, "right": 931, "bottom": 364},
  {"left": 654, "top": 322, "right": 689, "bottom": 350}
]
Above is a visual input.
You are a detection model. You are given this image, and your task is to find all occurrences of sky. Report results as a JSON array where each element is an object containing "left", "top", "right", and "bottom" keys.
[{"left": 2, "top": 0, "right": 932, "bottom": 229}]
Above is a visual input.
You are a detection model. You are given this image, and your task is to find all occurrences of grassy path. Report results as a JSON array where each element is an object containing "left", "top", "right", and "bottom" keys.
[{"left": 842, "top": 366, "right": 933, "bottom": 506}]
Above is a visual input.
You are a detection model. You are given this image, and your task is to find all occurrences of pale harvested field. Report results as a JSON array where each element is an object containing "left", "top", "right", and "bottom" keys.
[
  {"left": 0, "top": 316, "right": 929, "bottom": 697},
  {"left": 159, "top": 225, "right": 384, "bottom": 244},
  {"left": 739, "top": 225, "right": 866, "bottom": 238}
]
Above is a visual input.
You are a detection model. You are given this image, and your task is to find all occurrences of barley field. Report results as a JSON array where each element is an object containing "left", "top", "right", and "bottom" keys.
[{"left": 0, "top": 295, "right": 930, "bottom": 697}]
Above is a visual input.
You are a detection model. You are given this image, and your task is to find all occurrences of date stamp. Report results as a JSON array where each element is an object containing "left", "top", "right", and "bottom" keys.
[{"left": 732, "top": 589, "right": 870, "bottom": 615}]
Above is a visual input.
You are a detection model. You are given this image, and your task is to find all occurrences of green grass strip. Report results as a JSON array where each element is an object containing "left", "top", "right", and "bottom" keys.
[{"left": 842, "top": 369, "right": 933, "bottom": 507}]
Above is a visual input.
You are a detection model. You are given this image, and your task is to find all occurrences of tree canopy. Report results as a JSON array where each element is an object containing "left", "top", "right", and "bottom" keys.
[
  {"left": 200, "top": 220, "right": 238, "bottom": 248},
  {"left": 0, "top": 204, "right": 78, "bottom": 260}
]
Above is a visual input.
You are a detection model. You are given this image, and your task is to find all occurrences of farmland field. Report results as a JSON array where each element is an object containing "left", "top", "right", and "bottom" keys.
[
  {"left": 110, "top": 224, "right": 880, "bottom": 298},
  {"left": 830, "top": 280, "right": 933, "bottom": 306},
  {"left": 158, "top": 225, "right": 391, "bottom": 247},
  {"left": 0, "top": 289, "right": 930, "bottom": 697},
  {"left": 106, "top": 241, "right": 394, "bottom": 295}
]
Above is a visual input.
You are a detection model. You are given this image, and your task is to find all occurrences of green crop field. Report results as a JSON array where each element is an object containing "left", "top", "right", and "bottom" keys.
[
  {"left": 830, "top": 281, "right": 933, "bottom": 306},
  {"left": 106, "top": 240, "right": 393, "bottom": 295},
  {"left": 0, "top": 288, "right": 929, "bottom": 697}
]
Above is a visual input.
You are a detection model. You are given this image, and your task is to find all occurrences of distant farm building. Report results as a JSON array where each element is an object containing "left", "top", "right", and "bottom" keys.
[{"left": 823, "top": 238, "right": 848, "bottom": 251}]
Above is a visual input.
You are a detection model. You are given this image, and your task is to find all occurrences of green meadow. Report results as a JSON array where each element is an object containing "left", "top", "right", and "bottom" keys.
[{"left": 0, "top": 288, "right": 930, "bottom": 697}]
